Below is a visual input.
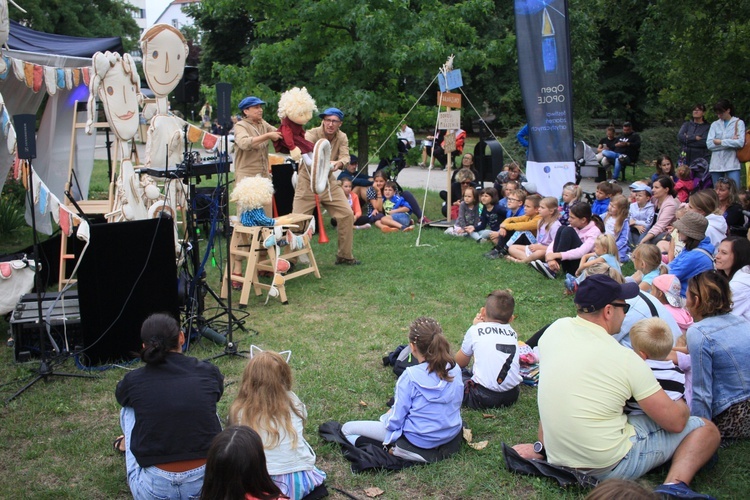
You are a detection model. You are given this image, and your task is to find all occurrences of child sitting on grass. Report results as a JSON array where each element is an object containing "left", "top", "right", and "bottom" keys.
[
  {"left": 624, "top": 318, "right": 686, "bottom": 415},
  {"left": 229, "top": 350, "right": 326, "bottom": 500},
  {"left": 674, "top": 165, "right": 694, "bottom": 203},
  {"left": 336, "top": 178, "right": 370, "bottom": 230},
  {"left": 603, "top": 194, "right": 630, "bottom": 263},
  {"left": 565, "top": 234, "right": 621, "bottom": 294},
  {"left": 507, "top": 196, "right": 561, "bottom": 264},
  {"left": 628, "top": 243, "right": 666, "bottom": 293},
  {"left": 591, "top": 181, "right": 614, "bottom": 217},
  {"left": 471, "top": 187, "right": 505, "bottom": 243},
  {"left": 559, "top": 183, "right": 582, "bottom": 226},
  {"left": 627, "top": 183, "right": 654, "bottom": 246},
  {"left": 375, "top": 181, "right": 413, "bottom": 232},
  {"left": 485, "top": 194, "right": 542, "bottom": 259},
  {"left": 455, "top": 290, "right": 521, "bottom": 409},
  {"left": 445, "top": 186, "right": 480, "bottom": 237}
]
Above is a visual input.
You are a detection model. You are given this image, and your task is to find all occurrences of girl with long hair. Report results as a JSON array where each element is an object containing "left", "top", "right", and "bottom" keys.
[
  {"left": 229, "top": 351, "right": 326, "bottom": 500},
  {"left": 342, "top": 317, "right": 463, "bottom": 463}
]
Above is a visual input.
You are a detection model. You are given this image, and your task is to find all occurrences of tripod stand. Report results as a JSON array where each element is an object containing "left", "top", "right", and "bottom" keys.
[
  {"left": 8, "top": 117, "right": 96, "bottom": 403},
  {"left": 205, "top": 125, "right": 256, "bottom": 362}
]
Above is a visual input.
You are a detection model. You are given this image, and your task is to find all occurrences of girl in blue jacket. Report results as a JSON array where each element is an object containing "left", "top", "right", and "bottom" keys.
[{"left": 342, "top": 317, "right": 464, "bottom": 463}]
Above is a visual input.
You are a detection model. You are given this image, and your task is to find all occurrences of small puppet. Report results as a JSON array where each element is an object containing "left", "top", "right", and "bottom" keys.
[
  {"left": 273, "top": 87, "right": 316, "bottom": 165},
  {"left": 231, "top": 175, "right": 277, "bottom": 227}
]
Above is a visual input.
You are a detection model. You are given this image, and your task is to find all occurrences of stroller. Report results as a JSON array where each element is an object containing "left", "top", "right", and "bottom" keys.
[
  {"left": 573, "top": 141, "right": 601, "bottom": 183},
  {"left": 690, "top": 158, "right": 712, "bottom": 192}
]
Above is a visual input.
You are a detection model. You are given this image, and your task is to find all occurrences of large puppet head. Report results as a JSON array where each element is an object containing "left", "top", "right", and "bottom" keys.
[
  {"left": 277, "top": 87, "right": 317, "bottom": 126},
  {"left": 140, "top": 24, "right": 188, "bottom": 98},
  {"left": 87, "top": 51, "right": 141, "bottom": 141}
]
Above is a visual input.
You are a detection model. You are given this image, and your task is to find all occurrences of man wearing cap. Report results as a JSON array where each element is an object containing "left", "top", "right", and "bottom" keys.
[
  {"left": 294, "top": 107, "right": 360, "bottom": 265},
  {"left": 513, "top": 274, "right": 720, "bottom": 498},
  {"left": 234, "top": 96, "right": 282, "bottom": 193},
  {"left": 627, "top": 182, "right": 655, "bottom": 246}
]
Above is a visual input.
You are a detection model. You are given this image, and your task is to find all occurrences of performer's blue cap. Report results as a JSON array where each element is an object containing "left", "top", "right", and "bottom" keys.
[
  {"left": 318, "top": 107, "right": 344, "bottom": 121},
  {"left": 238, "top": 96, "right": 266, "bottom": 110}
]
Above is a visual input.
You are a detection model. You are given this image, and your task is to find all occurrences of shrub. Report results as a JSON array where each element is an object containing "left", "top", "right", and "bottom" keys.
[{"left": 0, "top": 195, "right": 26, "bottom": 234}]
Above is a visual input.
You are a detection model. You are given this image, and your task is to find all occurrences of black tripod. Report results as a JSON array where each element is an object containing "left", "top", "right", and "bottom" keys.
[{"left": 8, "top": 115, "right": 96, "bottom": 403}]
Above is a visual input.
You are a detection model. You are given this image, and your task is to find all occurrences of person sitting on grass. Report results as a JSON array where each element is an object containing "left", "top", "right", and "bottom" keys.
[
  {"left": 559, "top": 183, "right": 582, "bottom": 226},
  {"left": 455, "top": 290, "right": 521, "bottom": 410},
  {"left": 375, "top": 181, "right": 413, "bottom": 233},
  {"left": 627, "top": 183, "right": 654, "bottom": 246},
  {"left": 470, "top": 187, "right": 506, "bottom": 243},
  {"left": 115, "top": 313, "right": 224, "bottom": 500},
  {"left": 513, "top": 274, "right": 720, "bottom": 499},
  {"left": 591, "top": 181, "right": 614, "bottom": 217},
  {"left": 531, "top": 202, "right": 603, "bottom": 280},
  {"left": 200, "top": 426, "right": 288, "bottom": 500},
  {"left": 229, "top": 351, "right": 327, "bottom": 499},
  {"left": 624, "top": 318, "right": 686, "bottom": 416},
  {"left": 445, "top": 186, "right": 480, "bottom": 237},
  {"left": 485, "top": 194, "right": 542, "bottom": 259},
  {"left": 507, "top": 196, "right": 561, "bottom": 264},
  {"left": 342, "top": 317, "right": 463, "bottom": 463},
  {"left": 334, "top": 178, "right": 370, "bottom": 230}
]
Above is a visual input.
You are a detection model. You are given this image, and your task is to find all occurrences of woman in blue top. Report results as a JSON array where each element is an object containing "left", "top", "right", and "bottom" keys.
[
  {"left": 342, "top": 317, "right": 463, "bottom": 463},
  {"left": 687, "top": 271, "right": 750, "bottom": 443}
]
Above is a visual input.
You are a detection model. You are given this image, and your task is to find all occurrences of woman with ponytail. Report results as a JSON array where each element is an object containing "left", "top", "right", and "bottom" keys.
[
  {"left": 115, "top": 313, "right": 224, "bottom": 499},
  {"left": 342, "top": 317, "right": 464, "bottom": 463}
]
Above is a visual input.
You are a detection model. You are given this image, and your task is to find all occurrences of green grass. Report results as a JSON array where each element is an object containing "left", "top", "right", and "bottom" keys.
[{"left": 1, "top": 152, "right": 749, "bottom": 499}]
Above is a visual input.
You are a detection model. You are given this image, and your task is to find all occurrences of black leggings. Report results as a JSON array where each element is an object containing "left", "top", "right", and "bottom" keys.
[{"left": 551, "top": 226, "right": 583, "bottom": 275}]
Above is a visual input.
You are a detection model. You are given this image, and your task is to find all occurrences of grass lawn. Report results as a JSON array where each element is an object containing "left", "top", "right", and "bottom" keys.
[{"left": 1, "top": 166, "right": 748, "bottom": 499}]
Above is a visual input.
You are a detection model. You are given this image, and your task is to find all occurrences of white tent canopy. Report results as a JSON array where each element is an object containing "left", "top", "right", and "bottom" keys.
[{"left": 0, "top": 49, "right": 97, "bottom": 234}]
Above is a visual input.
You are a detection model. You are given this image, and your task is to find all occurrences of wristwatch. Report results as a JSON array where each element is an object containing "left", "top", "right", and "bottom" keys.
[{"left": 533, "top": 441, "right": 547, "bottom": 459}]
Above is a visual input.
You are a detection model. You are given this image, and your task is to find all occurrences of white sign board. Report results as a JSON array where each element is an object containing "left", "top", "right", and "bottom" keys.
[{"left": 438, "top": 110, "right": 461, "bottom": 130}]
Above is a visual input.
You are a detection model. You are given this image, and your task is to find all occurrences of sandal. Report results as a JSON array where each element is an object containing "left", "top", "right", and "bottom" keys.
[{"left": 113, "top": 435, "right": 126, "bottom": 455}]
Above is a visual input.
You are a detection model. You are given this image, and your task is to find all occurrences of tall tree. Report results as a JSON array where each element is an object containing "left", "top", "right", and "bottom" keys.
[
  {"left": 636, "top": 0, "right": 750, "bottom": 120},
  {"left": 192, "top": 0, "right": 524, "bottom": 159},
  {"left": 9, "top": 0, "right": 141, "bottom": 52}
]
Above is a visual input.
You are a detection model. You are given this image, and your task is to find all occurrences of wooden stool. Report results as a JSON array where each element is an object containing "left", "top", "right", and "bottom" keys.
[{"left": 221, "top": 214, "right": 320, "bottom": 305}]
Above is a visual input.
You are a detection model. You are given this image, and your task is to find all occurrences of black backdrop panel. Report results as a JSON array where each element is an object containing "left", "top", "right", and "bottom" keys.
[
  {"left": 76, "top": 218, "right": 178, "bottom": 365},
  {"left": 271, "top": 162, "right": 296, "bottom": 216}
]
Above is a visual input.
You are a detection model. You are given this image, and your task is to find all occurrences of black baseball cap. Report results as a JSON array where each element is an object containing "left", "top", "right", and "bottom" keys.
[{"left": 575, "top": 274, "right": 639, "bottom": 313}]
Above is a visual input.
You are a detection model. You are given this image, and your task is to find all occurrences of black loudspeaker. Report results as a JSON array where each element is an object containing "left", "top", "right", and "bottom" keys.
[
  {"left": 75, "top": 218, "right": 179, "bottom": 366},
  {"left": 13, "top": 114, "right": 37, "bottom": 160},
  {"left": 174, "top": 66, "right": 200, "bottom": 104},
  {"left": 216, "top": 82, "right": 232, "bottom": 128}
]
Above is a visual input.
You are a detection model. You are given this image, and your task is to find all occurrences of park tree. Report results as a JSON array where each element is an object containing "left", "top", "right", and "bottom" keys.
[
  {"left": 636, "top": 0, "right": 750, "bottom": 121},
  {"left": 8, "top": 0, "right": 141, "bottom": 52},
  {"left": 189, "top": 0, "right": 523, "bottom": 160}
]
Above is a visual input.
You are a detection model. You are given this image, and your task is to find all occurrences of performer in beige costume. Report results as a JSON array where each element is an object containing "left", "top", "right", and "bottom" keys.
[{"left": 294, "top": 108, "right": 360, "bottom": 265}]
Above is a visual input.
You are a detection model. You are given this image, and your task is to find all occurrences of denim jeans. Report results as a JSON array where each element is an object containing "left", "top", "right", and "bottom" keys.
[
  {"left": 120, "top": 407, "right": 206, "bottom": 500},
  {"left": 711, "top": 170, "right": 741, "bottom": 189}
]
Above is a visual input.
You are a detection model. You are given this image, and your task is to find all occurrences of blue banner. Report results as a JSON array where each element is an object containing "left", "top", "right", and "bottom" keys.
[{"left": 514, "top": 0, "right": 575, "bottom": 196}]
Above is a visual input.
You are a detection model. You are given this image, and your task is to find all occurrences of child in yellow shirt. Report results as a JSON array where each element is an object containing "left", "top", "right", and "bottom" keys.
[{"left": 485, "top": 194, "right": 542, "bottom": 259}]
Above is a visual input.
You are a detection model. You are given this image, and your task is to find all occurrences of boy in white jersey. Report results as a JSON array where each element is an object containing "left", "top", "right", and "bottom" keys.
[{"left": 456, "top": 290, "right": 522, "bottom": 409}]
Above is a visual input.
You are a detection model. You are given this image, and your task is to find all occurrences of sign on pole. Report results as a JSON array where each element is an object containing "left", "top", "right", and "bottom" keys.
[
  {"left": 437, "top": 92, "right": 462, "bottom": 109},
  {"left": 438, "top": 110, "right": 461, "bottom": 130}
]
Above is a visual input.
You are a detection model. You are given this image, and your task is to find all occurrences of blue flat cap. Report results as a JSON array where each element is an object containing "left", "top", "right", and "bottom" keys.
[
  {"left": 238, "top": 96, "right": 266, "bottom": 110},
  {"left": 318, "top": 107, "right": 344, "bottom": 121}
]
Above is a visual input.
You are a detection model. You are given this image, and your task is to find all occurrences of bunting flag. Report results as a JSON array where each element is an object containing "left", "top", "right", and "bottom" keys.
[
  {"left": 13, "top": 160, "right": 83, "bottom": 233},
  {"left": 0, "top": 54, "right": 93, "bottom": 94},
  {"left": 514, "top": 0, "right": 576, "bottom": 196}
]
